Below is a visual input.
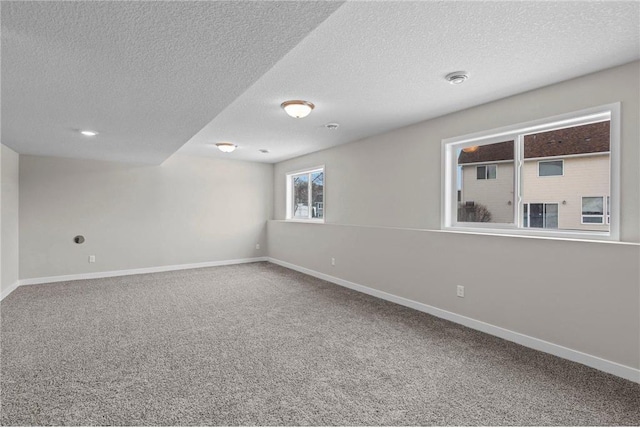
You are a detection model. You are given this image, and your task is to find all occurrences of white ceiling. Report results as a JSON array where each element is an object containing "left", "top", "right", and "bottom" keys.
[
  {"left": 0, "top": 1, "right": 343, "bottom": 164},
  {"left": 2, "top": 1, "right": 639, "bottom": 165}
]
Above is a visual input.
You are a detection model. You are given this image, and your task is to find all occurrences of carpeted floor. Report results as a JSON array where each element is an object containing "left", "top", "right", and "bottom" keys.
[{"left": 1, "top": 262, "right": 638, "bottom": 426}]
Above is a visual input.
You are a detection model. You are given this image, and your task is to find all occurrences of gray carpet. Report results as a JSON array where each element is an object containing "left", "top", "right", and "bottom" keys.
[{"left": 1, "top": 262, "right": 638, "bottom": 426}]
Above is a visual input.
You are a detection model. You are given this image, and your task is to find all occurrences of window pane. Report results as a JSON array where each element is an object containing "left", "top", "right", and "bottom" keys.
[
  {"left": 582, "top": 197, "right": 603, "bottom": 215},
  {"left": 539, "top": 160, "right": 563, "bottom": 176},
  {"left": 457, "top": 141, "right": 514, "bottom": 223},
  {"left": 292, "top": 174, "right": 309, "bottom": 219},
  {"left": 311, "top": 171, "right": 324, "bottom": 219},
  {"left": 529, "top": 203, "right": 544, "bottom": 228},
  {"left": 583, "top": 216, "right": 603, "bottom": 224},
  {"left": 487, "top": 165, "right": 497, "bottom": 179},
  {"left": 523, "top": 121, "right": 610, "bottom": 232},
  {"left": 545, "top": 204, "right": 558, "bottom": 229}
]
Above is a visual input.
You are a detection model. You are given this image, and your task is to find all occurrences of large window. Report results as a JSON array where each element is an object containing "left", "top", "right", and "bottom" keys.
[
  {"left": 286, "top": 166, "right": 324, "bottom": 221},
  {"left": 442, "top": 104, "right": 619, "bottom": 240}
]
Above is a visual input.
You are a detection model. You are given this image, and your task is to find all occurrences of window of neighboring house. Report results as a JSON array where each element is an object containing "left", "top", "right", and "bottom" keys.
[
  {"left": 524, "top": 203, "right": 559, "bottom": 229},
  {"left": 442, "top": 103, "right": 619, "bottom": 240},
  {"left": 538, "top": 160, "right": 563, "bottom": 177},
  {"left": 476, "top": 164, "right": 497, "bottom": 180},
  {"left": 286, "top": 166, "right": 324, "bottom": 221},
  {"left": 582, "top": 196, "right": 604, "bottom": 224}
]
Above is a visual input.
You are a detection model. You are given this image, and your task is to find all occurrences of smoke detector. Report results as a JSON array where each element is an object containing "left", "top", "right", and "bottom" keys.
[{"left": 445, "top": 71, "right": 469, "bottom": 85}]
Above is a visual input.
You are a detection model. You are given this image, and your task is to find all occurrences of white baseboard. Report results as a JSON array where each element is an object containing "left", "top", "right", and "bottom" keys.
[
  {"left": 0, "top": 281, "right": 20, "bottom": 301},
  {"left": 267, "top": 257, "right": 640, "bottom": 384},
  {"left": 18, "top": 257, "right": 268, "bottom": 286}
]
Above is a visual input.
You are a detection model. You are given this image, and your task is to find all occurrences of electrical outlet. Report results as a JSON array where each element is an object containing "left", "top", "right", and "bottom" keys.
[
  {"left": 255, "top": 244, "right": 260, "bottom": 250},
  {"left": 331, "top": 257, "right": 335, "bottom": 266},
  {"left": 89, "top": 255, "right": 96, "bottom": 263},
  {"left": 457, "top": 285, "right": 464, "bottom": 298}
]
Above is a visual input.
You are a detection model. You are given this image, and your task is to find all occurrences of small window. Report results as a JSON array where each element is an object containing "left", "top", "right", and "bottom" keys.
[
  {"left": 476, "top": 164, "right": 497, "bottom": 180},
  {"left": 538, "top": 160, "right": 563, "bottom": 177},
  {"left": 286, "top": 166, "right": 324, "bottom": 221},
  {"left": 582, "top": 197, "right": 604, "bottom": 224}
]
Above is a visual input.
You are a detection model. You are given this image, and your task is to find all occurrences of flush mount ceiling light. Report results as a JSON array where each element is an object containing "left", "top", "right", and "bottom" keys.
[
  {"left": 80, "top": 130, "right": 98, "bottom": 137},
  {"left": 445, "top": 71, "right": 469, "bottom": 85},
  {"left": 281, "top": 100, "right": 315, "bottom": 119},
  {"left": 461, "top": 146, "right": 479, "bottom": 153},
  {"left": 216, "top": 142, "right": 236, "bottom": 153}
]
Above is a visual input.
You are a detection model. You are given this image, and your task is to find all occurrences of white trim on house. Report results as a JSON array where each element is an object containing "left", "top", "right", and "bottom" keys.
[
  {"left": 15, "top": 257, "right": 268, "bottom": 287},
  {"left": 524, "top": 151, "right": 610, "bottom": 162},
  {"left": 458, "top": 159, "right": 514, "bottom": 167},
  {"left": 267, "top": 257, "right": 640, "bottom": 383}
]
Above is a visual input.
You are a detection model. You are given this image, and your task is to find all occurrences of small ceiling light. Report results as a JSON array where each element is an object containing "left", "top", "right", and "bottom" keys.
[
  {"left": 462, "top": 146, "right": 479, "bottom": 153},
  {"left": 80, "top": 130, "right": 98, "bottom": 137},
  {"left": 445, "top": 71, "right": 469, "bottom": 85},
  {"left": 216, "top": 142, "right": 236, "bottom": 153},
  {"left": 324, "top": 123, "right": 339, "bottom": 130},
  {"left": 281, "top": 100, "right": 315, "bottom": 119}
]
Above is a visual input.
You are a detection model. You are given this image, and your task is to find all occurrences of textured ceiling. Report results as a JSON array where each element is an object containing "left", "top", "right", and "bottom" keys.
[
  {"left": 2, "top": 1, "right": 639, "bottom": 165},
  {"left": 180, "top": 0, "right": 640, "bottom": 163},
  {"left": 1, "top": 1, "right": 343, "bottom": 164}
]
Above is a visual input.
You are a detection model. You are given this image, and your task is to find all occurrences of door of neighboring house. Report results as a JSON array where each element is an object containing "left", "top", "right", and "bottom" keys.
[{"left": 524, "top": 203, "right": 559, "bottom": 228}]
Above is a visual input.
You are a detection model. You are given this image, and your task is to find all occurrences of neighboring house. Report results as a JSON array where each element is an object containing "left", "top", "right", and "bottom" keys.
[{"left": 458, "top": 121, "right": 610, "bottom": 231}]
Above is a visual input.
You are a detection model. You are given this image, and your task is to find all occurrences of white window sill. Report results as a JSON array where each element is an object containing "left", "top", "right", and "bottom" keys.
[
  {"left": 442, "top": 225, "right": 620, "bottom": 244},
  {"left": 284, "top": 219, "right": 325, "bottom": 224}
]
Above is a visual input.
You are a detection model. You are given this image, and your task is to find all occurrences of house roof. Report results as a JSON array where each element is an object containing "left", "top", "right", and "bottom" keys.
[{"left": 458, "top": 121, "right": 610, "bottom": 164}]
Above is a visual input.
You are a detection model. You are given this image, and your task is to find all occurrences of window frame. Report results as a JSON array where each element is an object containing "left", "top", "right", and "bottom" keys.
[
  {"left": 285, "top": 165, "right": 325, "bottom": 223},
  {"left": 441, "top": 103, "right": 620, "bottom": 241},
  {"left": 581, "top": 196, "right": 605, "bottom": 225},
  {"left": 476, "top": 164, "right": 497, "bottom": 180},
  {"left": 537, "top": 159, "right": 564, "bottom": 177}
]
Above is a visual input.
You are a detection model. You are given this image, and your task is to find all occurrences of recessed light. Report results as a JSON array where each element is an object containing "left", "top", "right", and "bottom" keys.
[
  {"left": 281, "top": 100, "right": 315, "bottom": 119},
  {"left": 324, "top": 123, "right": 339, "bottom": 130},
  {"left": 216, "top": 142, "right": 236, "bottom": 153},
  {"left": 445, "top": 71, "right": 469, "bottom": 85},
  {"left": 80, "top": 130, "right": 98, "bottom": 137}
]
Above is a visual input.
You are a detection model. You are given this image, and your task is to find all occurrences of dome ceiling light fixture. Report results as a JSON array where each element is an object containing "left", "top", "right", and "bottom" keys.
[
  {"left": 216, "top": 142, "right": 237, "bottom": 153},
  {"left": 80, "top": 130, "right": 98, "bottom": 137},
  {"left": 445, "top": 71, "right": 469, "bottom": 85},
  {"left": 281, "top": 100, "right": 315, "bottom": 119},
  {"left": 461, "top": 146, "right": 479, "bottom": 153}
]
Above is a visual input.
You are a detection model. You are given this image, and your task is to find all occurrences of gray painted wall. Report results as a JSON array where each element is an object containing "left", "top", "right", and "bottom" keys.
[
  {"left": 19, "top": 154, "right": 273, "bottom": 279},
  {"left": 273, "top": 61, "right": 640, "bottom": 242},
  {"left": 269, "top": 61, "right": 640, "bottom": 370},
  {"left": 1, "top": 144, "right": 20, "bottom": 295}
]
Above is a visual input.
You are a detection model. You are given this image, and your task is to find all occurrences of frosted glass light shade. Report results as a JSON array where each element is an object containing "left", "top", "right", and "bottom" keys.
[
  {"left": 216, "top": 143, "right": 236, "bottom": 153},
  {"left": 281, "top": 100, "right": 314, "bottom": 119}
]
